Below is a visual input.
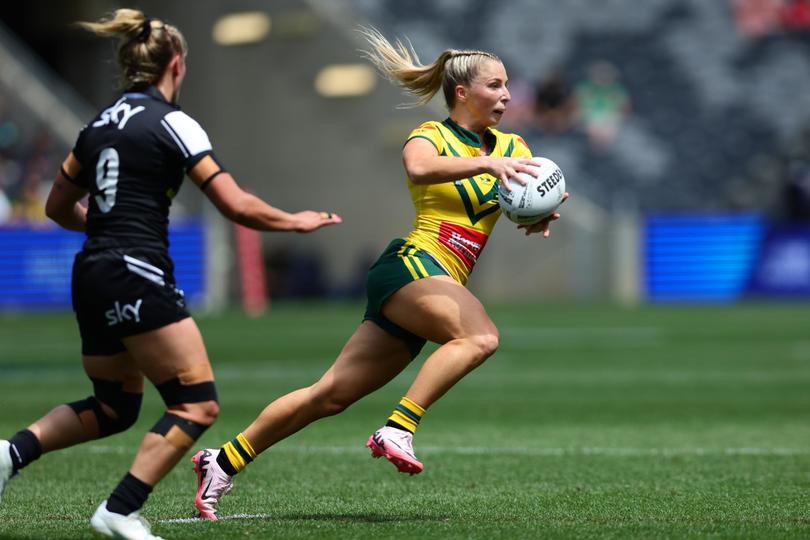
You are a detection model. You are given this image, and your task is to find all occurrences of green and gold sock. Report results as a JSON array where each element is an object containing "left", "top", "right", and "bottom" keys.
[
  {"left": 386, "top": 396, "right": 425, "bottom": 434},
  {"left": 217, "top": 433, "right": 257, "bottom": 476}
]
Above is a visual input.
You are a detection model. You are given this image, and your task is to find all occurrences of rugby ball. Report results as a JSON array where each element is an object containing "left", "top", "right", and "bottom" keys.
[{"left": 498, "top": 157, "right": 565, "bottom": 225}]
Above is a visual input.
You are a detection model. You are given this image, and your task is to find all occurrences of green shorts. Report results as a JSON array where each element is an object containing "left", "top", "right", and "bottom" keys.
[{"left": 364, "top": 239, "right": 449, "bottom": 358}]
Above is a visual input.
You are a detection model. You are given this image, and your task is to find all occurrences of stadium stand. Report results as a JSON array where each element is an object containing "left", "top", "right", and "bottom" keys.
[{"left": 322, "top": 0, "right": 810, "bottom": 213}]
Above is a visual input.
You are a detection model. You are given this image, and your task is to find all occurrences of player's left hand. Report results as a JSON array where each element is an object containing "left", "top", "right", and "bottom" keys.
[
  {"left": 292, "top": 210, "right": 343, "bottom": 232},
  {"left": 518, "top": 192, "right": 569, "bottom": 237}
]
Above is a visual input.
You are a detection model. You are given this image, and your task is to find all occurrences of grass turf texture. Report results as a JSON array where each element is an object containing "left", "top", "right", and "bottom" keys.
[{"left": 0, "top": 302, "right": 808, "bottom": 539}]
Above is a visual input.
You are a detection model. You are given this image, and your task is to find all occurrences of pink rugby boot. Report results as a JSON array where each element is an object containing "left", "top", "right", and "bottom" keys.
[
  {"left": 366, "top": 426, "right": 424, "bottom": 475},
  {"left": 192, "top": 448, "right": 233, "bottom": 520}
]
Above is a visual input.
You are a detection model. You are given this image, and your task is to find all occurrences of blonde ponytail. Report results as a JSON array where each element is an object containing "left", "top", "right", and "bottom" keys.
[
  {"left": 358, "top": 26, "right": 500, "bottom": 109},
  {"left": 77, "top": 9, "right": 187, "bottom": 89}
]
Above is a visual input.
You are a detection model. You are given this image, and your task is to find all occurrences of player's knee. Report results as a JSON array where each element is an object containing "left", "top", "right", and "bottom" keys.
[
  {"left": 322, "top": 395, "right": 352, "bottom": 416},
  {"left": 309, "top": 383, "right": 353, "bottom": 417},
  {"left": 155, "top": 377, "right": 218, "bottom": 415},
  {"left": 106, "top": 396, "right": 142, "bottom": 432},
  {"left": 150, "top": 378, "right": 218, "bottom": 450},
  {"left": 169, "top": 400, "right": 219, "bottom": 427},
  {"left": 470, "top": 332, "right": 500, "bottom": 364},
  {"left": 68, "top": 378, "right": 143, "bottom": 438},
  {"left": 202, "top": 400, "right": 220, "bottom": 424}
]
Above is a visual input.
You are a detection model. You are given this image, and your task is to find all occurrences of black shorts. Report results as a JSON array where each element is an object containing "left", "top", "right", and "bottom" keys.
[{"left": 72, "top": 247, "right": 190, "bottom": 355}]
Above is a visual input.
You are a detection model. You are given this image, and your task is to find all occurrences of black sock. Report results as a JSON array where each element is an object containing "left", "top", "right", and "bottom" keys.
[
  {"left": 106, "top": 473, "right": 153, "bottom": 516},
  {"left": 216, "top": 448, "right": 238, "bottom": 476},
  {"left": 385, "top": 420, "right": 411, "bottom": 433},
  {"left": 8, "top": 429, "right": 43, "bottom": 473}
]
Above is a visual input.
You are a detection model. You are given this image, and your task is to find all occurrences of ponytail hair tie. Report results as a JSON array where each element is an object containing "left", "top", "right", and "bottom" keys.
[{"left": 137, "top": 18, "right": 152, "bottom": 42}]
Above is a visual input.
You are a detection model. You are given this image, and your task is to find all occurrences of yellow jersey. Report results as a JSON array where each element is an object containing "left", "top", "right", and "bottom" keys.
[{"left": 402, "top": 118, "right": 532, "bottom": 284}]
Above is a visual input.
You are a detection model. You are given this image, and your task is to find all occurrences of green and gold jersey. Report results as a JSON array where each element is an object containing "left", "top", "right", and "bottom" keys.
[{"left": 402, "top": 118, "right": 532, "bottom": 284}]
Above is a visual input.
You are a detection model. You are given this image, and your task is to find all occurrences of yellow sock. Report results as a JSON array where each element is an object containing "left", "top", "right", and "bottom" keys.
[
  {"left": 387, "top": 396, "right": 425, "bottom": 433},
  {"left": 221, "top": 433, "right": 257, "bottom": 473}
]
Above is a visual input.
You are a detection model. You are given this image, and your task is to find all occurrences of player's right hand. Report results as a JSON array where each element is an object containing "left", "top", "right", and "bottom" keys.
[{"left": 487, "top": 157, "right": 537, "bottom": 192}]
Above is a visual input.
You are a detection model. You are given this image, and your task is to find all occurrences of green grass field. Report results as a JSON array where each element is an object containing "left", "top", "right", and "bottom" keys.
[{"left": 0, "top": 302, "right": 808, "bottom": 539}]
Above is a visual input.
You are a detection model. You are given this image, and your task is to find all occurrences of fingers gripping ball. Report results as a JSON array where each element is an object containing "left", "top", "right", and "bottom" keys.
[{"left": 498, "top": 157, "right": 566, "bottom": 225}]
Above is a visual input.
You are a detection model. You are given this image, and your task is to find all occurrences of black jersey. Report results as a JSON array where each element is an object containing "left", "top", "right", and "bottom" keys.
[{"left": 70, "top": 86, "right": 214, "bottom": 251}]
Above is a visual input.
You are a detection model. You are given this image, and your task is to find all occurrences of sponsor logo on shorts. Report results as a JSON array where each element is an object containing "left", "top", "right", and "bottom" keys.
[{"left": 105, "top": 299, "right": 143, "bottom": 326}]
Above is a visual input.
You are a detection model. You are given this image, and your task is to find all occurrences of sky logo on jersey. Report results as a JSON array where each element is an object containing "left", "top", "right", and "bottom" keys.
[
  {"left": 93, "top": 97, "right": 145, "bottom": 131},
  {"left": 105, "top": 299, "right": 143, "bottom": 326}
]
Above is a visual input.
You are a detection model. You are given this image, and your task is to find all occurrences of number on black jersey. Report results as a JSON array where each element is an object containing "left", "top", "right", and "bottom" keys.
[{"left": 95, "top": 148, "right": 119, "bottom": 213}]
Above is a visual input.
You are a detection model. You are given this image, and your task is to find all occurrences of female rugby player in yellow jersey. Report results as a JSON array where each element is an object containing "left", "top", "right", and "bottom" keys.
[{"left": 191, "top": 27, "right": 567, "bottom": 519}]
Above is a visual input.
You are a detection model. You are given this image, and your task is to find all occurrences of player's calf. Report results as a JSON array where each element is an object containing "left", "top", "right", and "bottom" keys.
[{"left": 101, "top": 380, "right": 218, "bottom": 521}]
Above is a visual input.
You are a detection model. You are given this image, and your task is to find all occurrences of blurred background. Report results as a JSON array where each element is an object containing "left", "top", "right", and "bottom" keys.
[{"left": 1, "top": 0, "right": 809, "bottom": 313}]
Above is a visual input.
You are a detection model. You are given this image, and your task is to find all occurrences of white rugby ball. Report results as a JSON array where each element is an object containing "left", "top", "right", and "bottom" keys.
[{"left": 498, "top": 157, "right": 565, "bottom": 225}]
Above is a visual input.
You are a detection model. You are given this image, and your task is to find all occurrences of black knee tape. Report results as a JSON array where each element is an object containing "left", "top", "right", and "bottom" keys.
[
  {"left": 149, "top": 412, "right": 209, "bottom": 449},
  {"left": 68, "top": 379, "right": 142, "bottom": 437},
  {"left": 91, "top": 378, "right": 143, "bottom": 426},
  {"left": 155, "top": 378, "right": 217, "bottom": 407},
  {"left": 67, "top": 396, "right": 104, "bottom": 420}
]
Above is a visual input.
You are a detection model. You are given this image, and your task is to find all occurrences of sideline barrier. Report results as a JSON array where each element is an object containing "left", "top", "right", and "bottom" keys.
[
  {"left": 644, "top": 215, "right": 810, "bottom": 301},
  {"left": 0, "top": 220, "right": 205, "bottom": 310}
]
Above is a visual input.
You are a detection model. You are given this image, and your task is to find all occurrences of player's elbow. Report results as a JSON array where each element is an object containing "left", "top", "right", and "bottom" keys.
[
  {"left": 403, "top": 159, "right": 432, "bottom": 184},
  {"left": 44, "top": 200, "right": 59, "bottom": 222},
  {"left": 45, "top": 198, "right": 68, "bottom": 226}
]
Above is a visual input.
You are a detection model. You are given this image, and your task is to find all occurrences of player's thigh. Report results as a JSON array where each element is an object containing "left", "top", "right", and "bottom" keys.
[
  {"left": 314, "top": 321, "right": 413, "bottom": 401},
  {"left": 122, "top": 317, "right": 213, "bottom": 387},
  {"left": 382, "top": 275, "right": 497, "bottom": 344},
  {"left": 83, "top": 351, "right": 144, "bottom": 391}
]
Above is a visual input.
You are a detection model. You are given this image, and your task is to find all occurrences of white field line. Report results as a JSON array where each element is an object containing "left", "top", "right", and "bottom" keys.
[
  {"left": 80, "top": 445, "right": 810, "bottom": 457},
  {"left": 160, "top": 513, "right": 270, "bottom": 524}
]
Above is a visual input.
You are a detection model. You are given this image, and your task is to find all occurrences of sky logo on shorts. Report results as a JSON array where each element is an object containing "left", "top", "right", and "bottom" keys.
[{"left": 106, "top": 299, "right": 143, "bottom": 326}]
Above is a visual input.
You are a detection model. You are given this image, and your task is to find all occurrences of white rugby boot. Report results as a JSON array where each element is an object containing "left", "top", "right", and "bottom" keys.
[
  {"left": 90, "top": 501, "right": 164, "bottom": 540},
  {"left": 0, "top": 440, "right": 14, "bottom": 505}
]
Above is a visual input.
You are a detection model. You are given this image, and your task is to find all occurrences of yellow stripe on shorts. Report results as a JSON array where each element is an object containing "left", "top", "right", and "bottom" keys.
[
  {"left": 409, "top": 247, "right": 430, "bottom": 278},
  {"left": 398, "top": 243, "right": 421, "bottom": 280}
]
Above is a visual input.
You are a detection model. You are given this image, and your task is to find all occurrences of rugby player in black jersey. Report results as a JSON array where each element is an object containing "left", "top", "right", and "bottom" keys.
[{"left": 0, "top": 9, "right": 340, "bottom": 540}]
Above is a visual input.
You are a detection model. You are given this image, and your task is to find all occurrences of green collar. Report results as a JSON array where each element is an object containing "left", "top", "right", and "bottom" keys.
[{"left": 442, "top": 117, "right": 496, "bottom": 150}]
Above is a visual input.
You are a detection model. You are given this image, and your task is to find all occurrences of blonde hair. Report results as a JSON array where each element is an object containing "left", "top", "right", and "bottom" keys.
[
  {"left": 358, "top": 26, "right": 500, "bottom": 109},
  {"left": 77, "top": 9, "right": 187, "bottom": 89}
]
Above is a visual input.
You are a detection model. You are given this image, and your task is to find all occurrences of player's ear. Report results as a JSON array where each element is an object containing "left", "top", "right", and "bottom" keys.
[
  {"left": 455, "top": 84, "right": 467, "bottom": 104},
  {"left": 169, "top": 54, "right": 183, "bottom": 77}
]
